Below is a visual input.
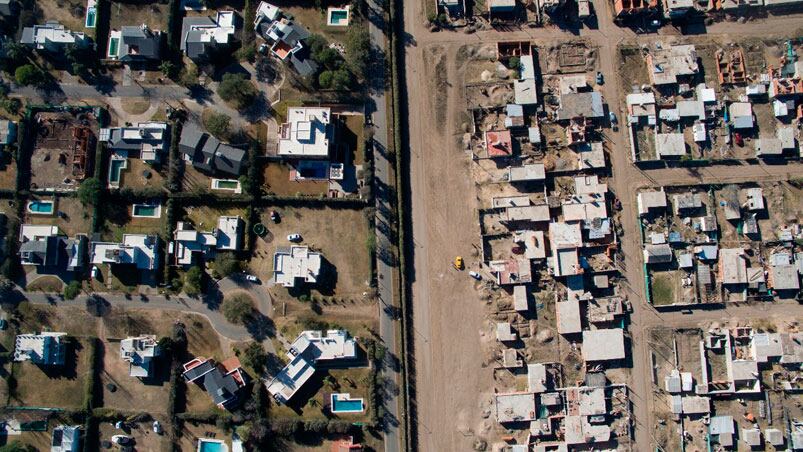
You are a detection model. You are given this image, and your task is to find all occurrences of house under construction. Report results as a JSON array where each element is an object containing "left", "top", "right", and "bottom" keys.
[{"left": 715, "top": 48, "right": 747, "bottom": 85}]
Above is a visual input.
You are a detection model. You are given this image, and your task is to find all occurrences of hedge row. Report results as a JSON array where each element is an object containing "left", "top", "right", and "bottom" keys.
[{"left": 387, "top": 0, "right": 414, "bottom": 447}]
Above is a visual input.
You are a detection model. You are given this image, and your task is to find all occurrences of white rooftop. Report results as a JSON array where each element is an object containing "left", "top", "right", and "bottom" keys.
[
  {"left": 273, "top": 246, "right": 322, "bottom": 287},
  {"left": 582, "top": 329, "right": 625, "bottom": 361},
  {"left": 495, "top": 392, "right": 536, "bottom": 423},
  {"left": 91, "top": 234, "right": 158, "bottom": 270},
  {"left": 277, "top": 107, "right": 332, "bottom": 157}
]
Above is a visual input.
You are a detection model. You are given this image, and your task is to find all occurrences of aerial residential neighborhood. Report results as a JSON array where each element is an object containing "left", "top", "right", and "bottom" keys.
[{"left": 0, "top": 0, "right": 801, "bottom": 449}]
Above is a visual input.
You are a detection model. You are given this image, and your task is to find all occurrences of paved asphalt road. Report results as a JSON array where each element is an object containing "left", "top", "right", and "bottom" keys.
[
  {"left": 15, "top": 274, "right": 277, "bottom": 352},
  {"left": 364, "top": 1, "right": 403, "bottom": 451}
]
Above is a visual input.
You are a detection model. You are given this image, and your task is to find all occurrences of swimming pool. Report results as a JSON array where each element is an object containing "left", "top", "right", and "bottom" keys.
[
  {"left": 108, "top": 158, "right": 127, "bottom": 187},
  {"left": 211, "top": 179, "right": 242, "bottom": 194},
  {"left": 107, "top": 37, "right": 120, "bottom": 58},
  {"left": 27, "top": 200, "right": 55, "bottom": 215},
  {"left": 330, "top": 393, "right": 365, "bottom": 413},
  {"left": 327, "top": 7, "right": 350, "bottom": 26},
  {"left": 197, "top": 439, "right": 227, "bottom": 452},
  {"left": 132, "top": 204, "right": 161, "bottom": 218},
  {"left": 85, "top": 7, "right": 96, "bottom": 28}
]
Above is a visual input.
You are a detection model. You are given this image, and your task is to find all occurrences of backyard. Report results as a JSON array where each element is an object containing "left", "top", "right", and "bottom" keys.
[
  {"left": 24, "top": 195, "right": 92, "bottom": 238},
  {"left": 108, "top": 0, "right": 169, "bottom": 33},
  {"left": 8, "top": 337, "right": 93, "bottom": 409},
  {"left": 650, "top": 271, "right": 678, "bottom": 306}
]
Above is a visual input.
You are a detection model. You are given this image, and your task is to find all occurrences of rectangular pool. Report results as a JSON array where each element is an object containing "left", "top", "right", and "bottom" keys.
[
  {"left": 331, "top": 393, "right": 365, "bottom": 413},
  {"left": 197, "top": 439, "right": 227, "bottom": 452},
  {"left": 85, "top": 7, "right": 96, "bottom": 28},
  {"left": 132, "top": 204, "right": 161, "bottom": 218},
  {"left": 27, "top": 200, "right": 55, "bottom": 215}
]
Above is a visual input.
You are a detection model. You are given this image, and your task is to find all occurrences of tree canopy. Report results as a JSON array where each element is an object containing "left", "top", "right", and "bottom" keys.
[{"left": 217, "top": 73, "right": 258, "bottom": 111}]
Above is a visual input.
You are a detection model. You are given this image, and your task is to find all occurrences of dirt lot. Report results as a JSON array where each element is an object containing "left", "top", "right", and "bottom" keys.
[
  {"left": 250, "top": 206, "right": 372, "bottom": 301},
  {"left": 407, "top": 39, "right": 497, "bottom": 452},
  {"left": 30, "top": 110, "right": 99, "bottom": 191},
  {"left": 24, "top": 195, "right": 92, "bottom": 237},
  {"left": 109, "top": 0, "right": 169, "bottom": 33},
  {"left": 9, "top": 337, "right": 93, "bottom": 409}
]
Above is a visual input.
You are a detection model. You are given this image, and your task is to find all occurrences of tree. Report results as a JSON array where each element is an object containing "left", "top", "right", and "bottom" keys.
[
  {"left": 217, "top": 73, "right": 258, "bottom": 111},
  {"left": 212, "top": 252, "right": 240, "bottom": 278},
  {"left": 314, "top": 47, "right": 341, "bottom": 71},
  {"left": 63, "top": 280, "right": 81, "bottom": 300},
  {"left": 71, "top": 63, "right": 87, "bottom": 78},
  {"left": 344, "top": 28, "right": 371, "bottom": 79},
  {"left": 180, "top": 63, "right": 199, "bottom": 87},
  {"left": 0, "top": 276, "right": 14, "bottom": 298},
  {"left": 507, "top": 56, "right": 520, "bottom": 70},
  {"left": 204, "top": 111, "right": 230, "bottom": 140},
  {"left": 77, "top": 177, "right": 102, "bottom": 206},
  {"left": 159, "top": 61, "right": 176, "bottom": 78},
  {"left": 14, "top": 64, "right": 43, "bottom": 87},
  {"left": 330, "top": 69, "right": 352, "bottom": 90},
  {"left": 318, "top": 70, "right": 334, "bottom": 89},
  {"left": 242, "top": 342, "right": 267, "bottom": 374},
  {"left": 221, "top": 295, "right": 254, "bottom": 324},
  {"left": 183, "top": 265, "right": 204, "bottom": 296},
  {"left": 306, "top": 34, "right": 328, "bottom": 57},
  {"left": 0, "top": 442, "right": 36, "bottom": 452}
]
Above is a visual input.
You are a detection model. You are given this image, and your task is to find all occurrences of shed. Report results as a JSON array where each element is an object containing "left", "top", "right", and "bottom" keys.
[
  {"left": 742, "top": 428, "right": 762, "bottom": 448},
  {"left": 496, "top": 323, "right": 517, "bottom": 342},
  {"left": 764, "top": 428, "right": 784, "bottom": 446}
]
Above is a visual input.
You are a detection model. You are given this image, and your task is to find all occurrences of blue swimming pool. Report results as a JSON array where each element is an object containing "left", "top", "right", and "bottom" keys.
[
  {"left": 108, "top": 159, "right": 127, "bottom": 185},
  {"left": 27, "top": 200, "right": 54, "bottom": 214},
  {"left": 197, "top": 439, "right": 226, "bottom": 452},
  {"left": 331, "top": 393, "right": 365, "bottom": 413}
]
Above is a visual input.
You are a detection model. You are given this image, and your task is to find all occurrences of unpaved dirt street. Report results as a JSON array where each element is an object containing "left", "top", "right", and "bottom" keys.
[{"left": 401, "top": 0, "right": 803, "bottom": 448}]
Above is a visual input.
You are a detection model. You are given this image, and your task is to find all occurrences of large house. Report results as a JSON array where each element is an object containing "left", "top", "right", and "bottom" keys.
[
  {"left": 90, "top": 234, "right": 159, "bottom": 271},
  {"left": 108, "top": 25, "right": 161, "bottom": 62},
  {"left": 18, "top": 224, "right": 87, "bottom": 272},
  {"left": 181, "top": 11, "right": 237, "bottom": 61},
  {"left": 273, "top": 245, "right": 322, "bottom": 288},
  {"left": 51, "top": 425, "right": 81, "bottom": 452},
  {"left": 14, "top": 332, "right": 67, "bottom": 366},
  {"left": 277, "top": 107, "right": 334, "bottom": 158},
  {"left": 183, "top": 357, "right": 247, "bottom": 409},
  {"left": 170, "top": 216, "right": 243, "bottom": 266},
  {"left": 254, "top": 1, "right": 317, "bottom": 76},
  {"left": 20, "top": 21, "right": 89, "bottom": 51},
  {"left": 120, "top": 335, "right": 161, "bottom": 378},
  {"left": 179, "top": 124, "right": 246, "bottom": 177},
  {"left": 100, "top": 122, "right": 170, "bottom": 164},
  {"left": 266, "top": 330, "right": 358, "bottom": 404}
]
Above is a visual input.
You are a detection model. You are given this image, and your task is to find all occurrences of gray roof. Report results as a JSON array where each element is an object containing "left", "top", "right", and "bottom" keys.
[
  {"left": 119, "top": 26, "right": 161, "bottom": 61},
  {"left": 557, "top": 92, "right": 604, "bottom": 120},
  {"left": 183, "top": 360, "right": 243, "bottom": 408},
  {"left": 20, "top": 26, "right": 34, "bottom": 44},
  {"left": 19, "top": 235, "right": 86, "bottom": 270},
  {"left": 179, "top": 123, "right": 245, "bottom": 177},
  {"left": 180, "top": 16, "right": 216, "bottom": 59}
]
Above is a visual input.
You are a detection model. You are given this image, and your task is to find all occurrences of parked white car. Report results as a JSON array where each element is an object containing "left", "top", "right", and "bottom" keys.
[
  {"left": 111, "top": 435, "right": 131, "bottom": 445},
  {"left": 245, "top": 274, "right": 259, "bottom": 283},
  {"left": 287, "top": 233, "right": 302, "bottom": 242},
  {"left": 469, "top": 271, "right": 482, "bottom": 280}
]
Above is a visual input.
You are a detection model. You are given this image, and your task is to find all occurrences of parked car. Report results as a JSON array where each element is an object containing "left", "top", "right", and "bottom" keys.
[
  {"left": 453, "top": 256, "right": 464, "bottom": 270},
  {"left": 469, "top": 271, "right": 482, "bottom": 280},
  {"left": 245, "top": 274, "right": 259, "bottom": 283},
  {"left": 152, "top": 421, "right": 162, "bottom": 434},
  {"left": 595, "top": 71, "right": 604, "bottom": 85},
  {"left": 287, "top": 233, "right": 302, "bottom": 242},
  {"left": 111, "top": 435, "right": 131, "bottom": 445},
  {"left": 91, "top": 265, "right": 99, "bottom": 279},
  {"left": 270, "top": 210, "right": 280, "bottom": 223}
]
